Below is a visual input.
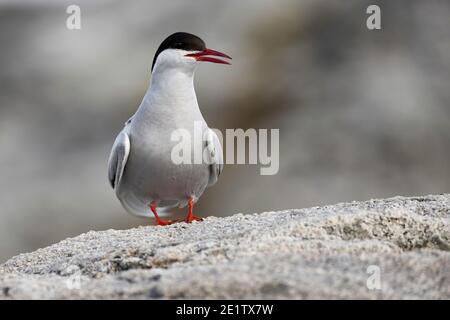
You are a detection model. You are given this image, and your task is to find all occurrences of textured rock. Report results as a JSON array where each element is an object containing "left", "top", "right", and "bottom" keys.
[{"left": 0, "top": 194, "right": 449, "bottom": 299}]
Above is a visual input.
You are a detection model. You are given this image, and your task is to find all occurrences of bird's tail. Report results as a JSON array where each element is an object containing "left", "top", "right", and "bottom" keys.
[{"left": 118, "top": 191, "right": 170, "bottom": 218}]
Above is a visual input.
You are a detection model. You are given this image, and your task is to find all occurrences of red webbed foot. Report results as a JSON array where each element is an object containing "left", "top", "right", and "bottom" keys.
[
  {"left": 155, "top": 218, "right": 176, "bottom": 226},
  {"left": 185, "top": 198, "right": 204, "bottom": 223},
  {"left": 150, "top": 202, "right": 176, "bottom": 226}
]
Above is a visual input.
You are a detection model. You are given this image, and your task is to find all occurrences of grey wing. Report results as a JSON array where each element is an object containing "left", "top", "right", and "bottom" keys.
[
  {"left": 205, "top": 128, "right": 223, "bottom": 186},
  {"left": 107, "top": 129, "right": 131, "bottom": 189}
]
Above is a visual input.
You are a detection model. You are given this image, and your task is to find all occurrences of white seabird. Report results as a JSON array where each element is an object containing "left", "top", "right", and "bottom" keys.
[{"left": 108, "top": 32, "right": 230, "bottom": 225}]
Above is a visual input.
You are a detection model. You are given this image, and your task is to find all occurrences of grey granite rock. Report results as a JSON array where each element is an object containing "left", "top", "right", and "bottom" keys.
[{"left": 0, "top": 194, "right": 449, "bottom": 299}]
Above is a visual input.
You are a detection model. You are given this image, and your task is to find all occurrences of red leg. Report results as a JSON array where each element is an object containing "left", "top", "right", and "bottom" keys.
[
  {"left": 185, "top": 198, "right": 203, "bottom": 223},
  {"left": 149, "top": 202, "right": 175, "bottom": 226}
]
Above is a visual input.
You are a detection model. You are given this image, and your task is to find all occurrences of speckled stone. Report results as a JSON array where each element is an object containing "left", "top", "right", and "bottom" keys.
[{"left": 0, "top": 194, "right": 449, "bottom": 299}]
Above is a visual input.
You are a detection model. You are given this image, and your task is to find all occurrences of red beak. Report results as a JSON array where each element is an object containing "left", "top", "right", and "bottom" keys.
[{"left": 185, "top": 48, "right": 232, "bottom": 65}]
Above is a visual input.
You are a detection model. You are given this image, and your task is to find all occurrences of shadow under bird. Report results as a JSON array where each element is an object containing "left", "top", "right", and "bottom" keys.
[{"left": 108, "top": 32, "right": 231, "bottom": 225}]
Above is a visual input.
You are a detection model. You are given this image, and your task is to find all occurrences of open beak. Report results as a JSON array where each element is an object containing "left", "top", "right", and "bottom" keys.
[{"left": 185, "top": 48, "right": 232, "bottom": 65}]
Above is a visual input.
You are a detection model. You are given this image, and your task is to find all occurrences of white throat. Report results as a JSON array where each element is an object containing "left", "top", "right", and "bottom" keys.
[
  {"left": 134, "top": 49, "right": 205, "bottom": 128},
  {"left": 151, "top": 62, "right": 195, "bottom": 94},
  {"left": 146, "top": 65, "right": 198, "bottom": 113},
  {"left": 134, "top": 53, "right": 205, "bottom": 130}
]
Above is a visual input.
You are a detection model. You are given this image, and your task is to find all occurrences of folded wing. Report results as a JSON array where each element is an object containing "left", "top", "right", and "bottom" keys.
[
  {"left": 108, "top": 128, "right": 131, "bottom": 190},
  {"left": 205, "top": 128, "right": 223, "bottom": 187}
]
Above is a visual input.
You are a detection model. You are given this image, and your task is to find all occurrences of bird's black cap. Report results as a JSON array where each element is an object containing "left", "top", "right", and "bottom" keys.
[{"left": 151, "top": 32, "right": 206, "bottom": 71}]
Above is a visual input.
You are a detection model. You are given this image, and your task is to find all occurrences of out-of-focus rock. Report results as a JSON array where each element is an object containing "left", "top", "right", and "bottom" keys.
[{"left": 1, "top": 194, "right": 449, "bottom": 299}]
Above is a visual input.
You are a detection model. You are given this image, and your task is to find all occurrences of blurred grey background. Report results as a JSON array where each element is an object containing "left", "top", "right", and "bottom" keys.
[{"left": 1, "top": 0, "right": 449, "bottom": 262}]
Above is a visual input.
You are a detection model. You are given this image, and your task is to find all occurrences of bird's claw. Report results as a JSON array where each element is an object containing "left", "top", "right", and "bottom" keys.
[
  {"left": 155, "top": 218, "right": 176, "bottom": 226},
  {"left": 185, "top": 215, "right": 203, "bottom": 223}
]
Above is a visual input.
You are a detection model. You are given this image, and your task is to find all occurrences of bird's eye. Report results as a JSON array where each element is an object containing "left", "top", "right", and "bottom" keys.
[{"left": 174, "top": 42, "right": 183, "bottom": 49}]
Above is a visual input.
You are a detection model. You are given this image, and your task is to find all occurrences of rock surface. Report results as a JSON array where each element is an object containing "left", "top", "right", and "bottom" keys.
[{"left": 1, "top": 194, "right": 449, "bottom": 299}]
